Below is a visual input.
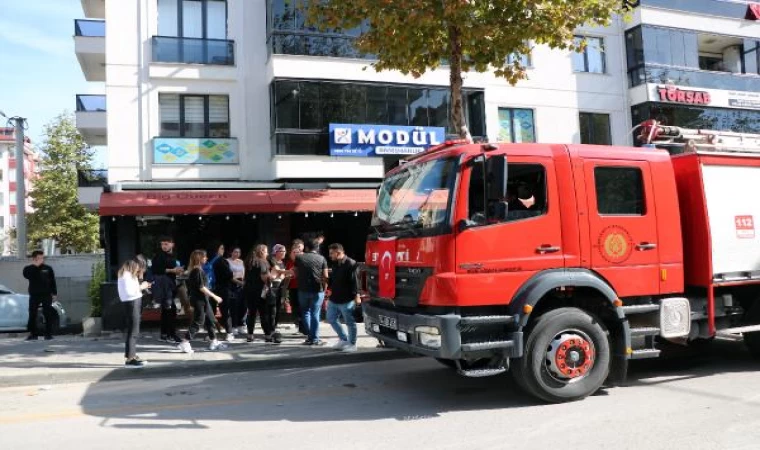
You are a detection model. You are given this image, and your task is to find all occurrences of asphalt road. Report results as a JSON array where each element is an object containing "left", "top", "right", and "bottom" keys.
[{"left": 1, "top": 339, "right": 760, "bottom": 450}]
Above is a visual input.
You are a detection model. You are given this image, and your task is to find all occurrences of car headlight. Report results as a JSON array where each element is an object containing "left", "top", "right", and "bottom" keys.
[{"left": 416, "top": 326, "right": 441, "bottom": 349}]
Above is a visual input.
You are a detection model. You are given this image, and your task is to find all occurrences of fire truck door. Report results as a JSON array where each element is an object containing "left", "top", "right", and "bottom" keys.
[{"left": 583, "top": 160, "right": 661, "bottom": 296}]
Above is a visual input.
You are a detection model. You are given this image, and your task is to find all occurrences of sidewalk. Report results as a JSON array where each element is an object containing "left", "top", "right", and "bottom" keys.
[{"left": 0, "top": 325, "right": 412, "bottom": 388}]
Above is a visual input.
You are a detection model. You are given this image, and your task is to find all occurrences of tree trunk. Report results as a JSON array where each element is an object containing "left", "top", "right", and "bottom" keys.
[{"left": 448, "top": 24, "right": 472, "bottom": 142}]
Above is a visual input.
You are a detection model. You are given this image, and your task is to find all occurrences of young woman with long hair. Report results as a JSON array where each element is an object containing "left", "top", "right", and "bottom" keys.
[
  {"left": 244, "top": 244, "right": 290, "bottom": 343},
  {"left": 178, "top": 250, "right": 227, "bottom": 354},
  {"left": 118, "top": 257, "right": 151, "bottom": 368},
  {"left": 227, "top": 247, "right": 246, "bottom": 335}
]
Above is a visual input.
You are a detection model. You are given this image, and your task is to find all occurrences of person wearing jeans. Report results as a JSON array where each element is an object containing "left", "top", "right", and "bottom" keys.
[
  {"left": 117, "top": 258, "right": 151, "bottom": 368},
  {"left": 295, "top": 238, "right": 329, "bottom": 345},
  {"left": 327, "top": 243, "right": 360, "bottom": 352}
]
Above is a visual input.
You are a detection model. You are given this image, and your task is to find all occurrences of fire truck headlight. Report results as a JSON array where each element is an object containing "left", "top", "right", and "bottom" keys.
[{"left": 416, "top": 326, "right": 441, "bottom": 349}]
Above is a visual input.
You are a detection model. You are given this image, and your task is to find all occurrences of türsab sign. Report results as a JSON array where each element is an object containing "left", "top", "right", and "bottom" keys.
[{"left": 657, "top": 86, "right": 712, "bottom": 105}]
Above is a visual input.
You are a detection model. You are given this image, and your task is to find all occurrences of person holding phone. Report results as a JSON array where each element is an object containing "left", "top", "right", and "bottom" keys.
[{"left": 118, "top": 257, "right": 152, "bottom": 368}]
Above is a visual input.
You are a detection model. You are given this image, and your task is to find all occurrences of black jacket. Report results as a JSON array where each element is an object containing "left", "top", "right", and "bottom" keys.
[
  {"left": 328, "top": 257, "right": 359, "bottom": 304},
  {"left": 23, "top": 264, "right": 58, "bottom": 297},
  {"left": 212, "top": 256, "right": 233, "bottom": 290}
]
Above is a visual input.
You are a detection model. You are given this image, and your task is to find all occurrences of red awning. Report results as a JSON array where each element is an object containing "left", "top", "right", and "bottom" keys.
[
  {"left": 99, "top": 189, "right": 377, "bottom": 216},
  {"left": 747, "top": 3, "right": 760, "bottom": 20}
]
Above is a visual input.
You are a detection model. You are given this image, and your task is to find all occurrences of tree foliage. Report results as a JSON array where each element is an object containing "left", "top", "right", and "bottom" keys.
[
  {"left": 306, "top": 0, "right": 630, "bottom": 139},
  {"left": 27, "top": 113, "right": 100, "bottom": 253}
]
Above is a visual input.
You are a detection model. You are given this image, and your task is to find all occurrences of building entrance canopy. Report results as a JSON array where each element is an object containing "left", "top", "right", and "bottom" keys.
[{"left": 99, "top": 189, "right": 377, "bottom": 216}]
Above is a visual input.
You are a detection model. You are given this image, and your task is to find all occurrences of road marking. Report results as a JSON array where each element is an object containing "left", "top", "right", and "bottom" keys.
[{"left": 0, "top": 386, "right": 352, "bottom": 425}]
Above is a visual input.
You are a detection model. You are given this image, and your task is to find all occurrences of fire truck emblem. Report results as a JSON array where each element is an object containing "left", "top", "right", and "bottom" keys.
[{"left": 598, "top": 226, "right": 633, "bottom": 264}]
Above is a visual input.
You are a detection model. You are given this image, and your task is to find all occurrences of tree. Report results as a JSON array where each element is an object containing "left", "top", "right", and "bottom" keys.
[
  {"left": 27, "top": 113, "right": 100, "bottom": 253},
  {"left": 306, "top": 0, "right": 631, "bottom": 140}
]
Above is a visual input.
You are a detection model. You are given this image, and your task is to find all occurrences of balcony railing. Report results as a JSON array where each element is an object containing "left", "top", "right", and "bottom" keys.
[
  {"left": 76, "top": 95, "right": 106, "bottom": 112},
  {"left": 630, "top": 64, "right": 760, "bottom": 92},
  {"left": 74, "top": 19, "right": 105, "bottom": 37},
  {"left": 637, "top": 0, "right": 752, "bottom": 19},
  {"left": 153, "top": 137, "right": 239, "bottom": 164},
  {"left": 152, "top": 36, "right": 235, "bottom": 65},
  {"left": 268, "top": 31, "right": 372, "bottom": 59}
]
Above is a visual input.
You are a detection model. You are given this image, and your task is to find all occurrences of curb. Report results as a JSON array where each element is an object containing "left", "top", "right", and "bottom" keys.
[{"left": 0, "top": 349, "right": 416, "bottom": 388}]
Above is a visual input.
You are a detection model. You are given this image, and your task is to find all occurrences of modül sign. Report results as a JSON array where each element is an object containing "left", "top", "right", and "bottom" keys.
[{"left": 329, "top": 123, "right": 446, "bottom": 157}]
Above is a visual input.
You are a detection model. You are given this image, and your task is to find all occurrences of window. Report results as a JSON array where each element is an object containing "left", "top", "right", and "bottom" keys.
[
  {"left": 159, "top": 94, "right": 230, "bottom": 138},
  {"left": 0, "top": 216, "right": 4, "bottom": 228},
  {"left": 572, "top": 36, "right": 606, "bottom": 73},
  {"left": 508, "top": 52, "right": 531, "bottom": 68},
  {"left": 579, "top": 112, "right": 611, "bottom": 145},
  {"left": 468, "top": 161, "right": 547, "bottom": 225},
  {"left": 595, "top": 167, "right": 645, "bottom": 215},
  {"left": 270, "top": 79, "right": 486, "bottom": 155},
  {"left": 158, "top": 0, "right": 227, "bottom": 39},
  {"left": 498, "top": 108, "right": 536, "bottom": 143}
]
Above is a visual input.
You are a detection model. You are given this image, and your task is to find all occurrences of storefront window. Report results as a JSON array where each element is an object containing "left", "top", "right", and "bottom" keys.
[
  {"left": 631, "top": 103, "right": 760, "bottom": 138},
  {"left": 271, "top": 79, "right": 486, "bottom": 155}
]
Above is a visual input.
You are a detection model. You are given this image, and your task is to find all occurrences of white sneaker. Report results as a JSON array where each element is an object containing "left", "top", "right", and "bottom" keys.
[
  {"left": 341, "top": 344, "right": 358, "bottom": 353},
  {"left": 209, "top": 340, "right": 228, "bottom": 351},
  {"left": 179, "top": 341, "right": 194, "bottom": 354},
  {"left": 226, "top": 333, "right": 235, "bottom": 343},
  {"left": 332, "top": 340, "right": 349, "bottom": 350}
]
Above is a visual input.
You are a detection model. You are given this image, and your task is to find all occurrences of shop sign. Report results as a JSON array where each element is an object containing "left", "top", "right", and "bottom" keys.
[
  {"left": 657, "top": 86, "right": 711, "bottom": 106},
  {"left": 329, "top": 123, "right": 446, "bottom": 157},
  {"left": 153, "top": 138, "right": 239, "bottom": 164}
]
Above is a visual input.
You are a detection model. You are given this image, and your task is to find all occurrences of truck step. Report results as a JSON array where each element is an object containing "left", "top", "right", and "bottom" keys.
[
  {"left": 622, "top": 304, "right": 659, "bottom": 315},
  {"left": 630, "top": 327, "right": 660, "bottom": 337},
  {"left": 629, "top": 349, "right": 661, "bottom": 360},
  {"left": 457, "top": 367, "right": 508, "bottom": 378},
  {"left": 716, "top": 324, "right": 760, "bottom": 336},
  {"left": 459, "top": 315, "right": 516, "bottom": 326},
  {"left": 461, "top": 340, "right": 516, "bottom": 352}
]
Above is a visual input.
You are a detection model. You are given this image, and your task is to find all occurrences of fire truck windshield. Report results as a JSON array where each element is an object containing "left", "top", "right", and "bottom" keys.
[{"left": 372, "top": 157, "right": 458, "bottom": 234}]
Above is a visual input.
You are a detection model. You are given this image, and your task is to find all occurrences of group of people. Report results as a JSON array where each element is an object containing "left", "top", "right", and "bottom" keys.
[{"left": 117, "top": 235, "right": 362, "bottom": 368}]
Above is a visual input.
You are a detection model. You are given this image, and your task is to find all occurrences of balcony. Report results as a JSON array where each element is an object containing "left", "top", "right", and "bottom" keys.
[
  {"left": 153, "top": 137, "right": 239, "bottom": 165},
  {"left": 637, "top": 0, "right": 755, "bottom": 20},
  {"left": 629, "top": 64, "right": 760, "bottom": 92},
  {"left": 152, "top": 36, "right": 235, "bottom": 65},
  {"left": 80, "top": 0, "right": 105, "bottom": 19},
  {"left": 78, "top": 169, "right": 108, "bottom": 210},
  {"left": 75, "top": 95, "right": 107, "bottom": 146},
  {"left": 74, "top": 19, "right": 105, "bottom": 81}
]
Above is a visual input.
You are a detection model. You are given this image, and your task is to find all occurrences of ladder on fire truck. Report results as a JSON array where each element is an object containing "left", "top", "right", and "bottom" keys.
[{"left": 637, "top": 119, "right": 760, "bottom": 155}]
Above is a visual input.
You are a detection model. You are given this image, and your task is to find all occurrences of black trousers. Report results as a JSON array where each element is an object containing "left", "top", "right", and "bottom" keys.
[
  {"left": 246, "top": 290, "right": 276, "bottom": 337},
  {"left": 185, "top": 297, "right": 216, "bottom": 342},
  {"left": 213, "top": 286, "right": 233, "bottom": 333},
  {"left": 27, "top": 294, "right": 55, "bottom": 337},
  {"left": 155, "top": 275, "right": 177, "bottom": 338},
  {"left": 123, "top": 297, "right": 142, "bottom": 359},
  {"left": 228, "top": 284, "right": 245, "bottom": 328}
]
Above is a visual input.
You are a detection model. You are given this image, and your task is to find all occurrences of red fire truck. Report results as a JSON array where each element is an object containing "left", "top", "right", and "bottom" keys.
[{"left": 363, "top": 121, "right": 760, "bottom": 403}]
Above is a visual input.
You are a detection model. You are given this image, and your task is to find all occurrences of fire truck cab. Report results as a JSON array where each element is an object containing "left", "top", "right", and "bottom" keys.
[{"left": 364, "top": 123, "right": 760, "bottom": 403}]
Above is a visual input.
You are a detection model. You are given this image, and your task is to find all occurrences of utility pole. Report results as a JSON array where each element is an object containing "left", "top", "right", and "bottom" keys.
[{"left": 13, "top": 118, "right": 27, "bottom": 258}]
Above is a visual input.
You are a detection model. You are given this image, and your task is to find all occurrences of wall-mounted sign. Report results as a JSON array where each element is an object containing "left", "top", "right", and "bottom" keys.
[
  {"left": 329, "top": 123, "right": 446, "bottom": 157},
  {"left": 153, "top": 138, "right": 239, "bottom": 164},
  {"left": 644, "top": 84, "right": 760, "bottom": 111},
  {"left": 657, "top": 86, "right": 711, "bottom": 105}
]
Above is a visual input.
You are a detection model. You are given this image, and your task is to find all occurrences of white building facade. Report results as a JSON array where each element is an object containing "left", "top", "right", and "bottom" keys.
[
  {"left": 0, "top": 129, "right": 37, "bottom": 255},
  {"left": 75, "top": 0, "right": 760, "bottom": 272}
]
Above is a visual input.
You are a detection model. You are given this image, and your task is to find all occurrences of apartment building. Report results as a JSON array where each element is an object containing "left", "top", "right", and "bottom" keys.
[
  {"left": 0, "top": 128, "right": 38, "bottom": 255},
  {"left": 74, "top": 0, "right": 760, "bottom": 272}
]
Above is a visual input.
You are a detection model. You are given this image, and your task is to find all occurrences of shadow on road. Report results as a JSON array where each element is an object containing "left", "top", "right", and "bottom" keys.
[{"left": 75, "top": 338, "right": 759, "bottom": 428}]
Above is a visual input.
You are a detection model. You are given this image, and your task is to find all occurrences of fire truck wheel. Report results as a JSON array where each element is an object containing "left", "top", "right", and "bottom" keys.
[{"left": 512, "top": 307, "right": 610, "bottom": 403}]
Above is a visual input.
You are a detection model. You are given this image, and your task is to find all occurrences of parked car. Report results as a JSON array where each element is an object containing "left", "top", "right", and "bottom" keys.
[{"left": 0, "top": 283, "right": 68, "bottom": 333}]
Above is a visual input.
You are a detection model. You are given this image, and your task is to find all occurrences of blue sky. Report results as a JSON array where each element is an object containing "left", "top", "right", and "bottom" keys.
[{"left": 0, "top": 0, "right": 106, "bottom": 168}]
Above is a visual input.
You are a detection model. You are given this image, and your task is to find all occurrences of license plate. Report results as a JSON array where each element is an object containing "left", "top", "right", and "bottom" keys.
[{"left": 378, "top": 314, "right": 397, "bottom": 330}]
